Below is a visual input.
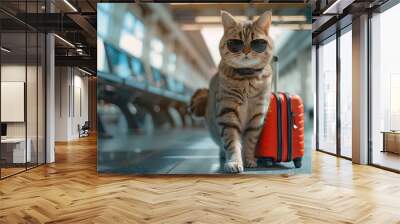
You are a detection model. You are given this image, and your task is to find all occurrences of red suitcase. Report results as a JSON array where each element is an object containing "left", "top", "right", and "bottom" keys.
[{"left": 256, "top": 92, "right": 305, "bottom": 168}]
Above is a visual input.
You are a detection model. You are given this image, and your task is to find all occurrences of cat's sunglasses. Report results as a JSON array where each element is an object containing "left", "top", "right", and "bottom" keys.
[{"left": 227, "top": 39, "right": 267, "bottom": 53}]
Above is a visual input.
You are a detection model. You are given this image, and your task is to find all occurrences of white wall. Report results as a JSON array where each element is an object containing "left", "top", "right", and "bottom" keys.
[
  {"left": 72, "top": 73, "right": 89, "bottom": 138},
  {"left": 55, "top": 67, "right": 69, "bottom": 141},
  {"left": 55, "top": 67, "right": 89, "bottom": 141},
  {"left": 1, "top": 65, "right": 26, "bottom": 137}
]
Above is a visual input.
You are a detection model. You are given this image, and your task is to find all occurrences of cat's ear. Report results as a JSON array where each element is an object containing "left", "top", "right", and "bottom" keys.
[
  {"left": 221, "top": 10, "right": 237, "bottom": 30},
  {"left": 255, "top": 11, "right": 272, "bottom": 34}
]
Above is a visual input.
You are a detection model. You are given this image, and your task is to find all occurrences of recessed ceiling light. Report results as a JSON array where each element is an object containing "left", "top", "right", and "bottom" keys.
[
  {"left": 194, "top": 15, "right": 307, "bottom": 24},
  {"left": 54, "top": 34, "right": 75, "bottom": 48},
  {"left": 63, "top": 0, "right": 78, "bottom": 12},
  {"left": 195, "top": 16, "right": 248, "bottom": 23},
  {"left": 322, "top": 0, "right": 353, "bottom": 15},
  {"left": 1, "top": 47, "right": 11, "bottom": 53},
  {"left": 181, "top": 24, "right": 203, "bottom": 31},
  {"left": 78, "top": 67, "right": 93, "bottom": 76}
]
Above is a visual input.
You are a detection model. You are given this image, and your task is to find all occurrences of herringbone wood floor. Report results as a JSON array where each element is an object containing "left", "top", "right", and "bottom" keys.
[{"left": 1, "top": 135, "right": 400, "bottom": 224}]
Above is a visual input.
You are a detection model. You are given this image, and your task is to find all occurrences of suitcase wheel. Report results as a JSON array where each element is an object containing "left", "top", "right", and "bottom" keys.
[
  {"left": 259, "top": 158, "right": 274, "bottom": 167},
  {"left": 293, "top": 157, "right": 302, "bottom": 168}
]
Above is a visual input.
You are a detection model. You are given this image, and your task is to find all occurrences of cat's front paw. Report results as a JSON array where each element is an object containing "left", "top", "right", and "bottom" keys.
[
  {"left": 244, "top": 159, "right": 258, "bottom": 168},
  {"left": 224, "top": 161, "right": 244, "bottom": 173}
]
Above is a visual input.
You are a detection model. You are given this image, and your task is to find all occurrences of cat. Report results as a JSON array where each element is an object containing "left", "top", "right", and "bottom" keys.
[{"left": 190, "top": 10, "right": 274, "bottom": 173}]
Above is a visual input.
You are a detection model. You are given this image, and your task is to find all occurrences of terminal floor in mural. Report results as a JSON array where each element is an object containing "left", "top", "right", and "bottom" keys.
[{"left": 98, "top": 128, "right": 312, "bottom": 174}]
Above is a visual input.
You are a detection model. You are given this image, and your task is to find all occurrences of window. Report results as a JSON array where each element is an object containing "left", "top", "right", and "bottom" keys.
[
  {"left": 150, "top": 38, "right": 164, "bottom": 69},
  {"left": 167, "top": 53, "right": 176, "bottom": 74},
  {"left": 339, "top": 28, "right": 352, "bottom": 158},
  {"left": 97, "top": 4, "right": 111, "bottom": 38},
  {"left": 390, "top": 75, "right": 400, "bottom": 130},
  {"left": 316, "top": 26, "right": 354, "bottom": 159},
  {"left": 119, "top": 13, "right": 144, "bottom": 58},
  {"left": 1, "top": 5, "right": 46, "bottom": 179},
  {"left": 317, "top": 36, "right": 337, "bottom": 154},
  {"left": 371, "top": 3, "right": 400, "bottom": 171},
  {"left": 98, "top": 3, "right": 112, "bottom": 12},
  {"left": 97, "top": 38, "right": 109, "bottom": 72}
]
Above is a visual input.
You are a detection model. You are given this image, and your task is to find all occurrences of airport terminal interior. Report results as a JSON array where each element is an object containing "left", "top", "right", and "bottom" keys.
[
  {"left": 96, "top": 3, "right": 312, "bottom": 174},
  {"left": 0, "top": 0, "right": 400, "bottom": 222}
]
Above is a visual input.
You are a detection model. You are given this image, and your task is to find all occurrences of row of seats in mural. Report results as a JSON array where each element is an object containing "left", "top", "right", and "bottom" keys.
[{"left": 97, "top": 40, "right": 203, "bottom": 137}]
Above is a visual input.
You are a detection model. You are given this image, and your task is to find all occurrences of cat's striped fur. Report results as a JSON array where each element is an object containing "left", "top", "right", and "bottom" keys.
[{"left": 190, "top": 11, "right": 273, "bottom": 173}]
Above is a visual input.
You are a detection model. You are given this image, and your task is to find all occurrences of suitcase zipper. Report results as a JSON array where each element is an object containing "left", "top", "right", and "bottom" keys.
[
  {"left": 284, "top": 93, "right": 293, "bottom": 162},
  {"left": 274, "top": 93, "right": 283, "bottom": 162}
]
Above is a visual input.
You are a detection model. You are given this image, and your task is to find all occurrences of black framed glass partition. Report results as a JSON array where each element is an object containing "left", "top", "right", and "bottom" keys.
[
  {"left": 315, "top": 0, "right": 400, "bottom": 171},
  {"left": 0, "top": 1, "right": 46, "bottom": 179},
  {"left": 316, "top": 24, "right": 353, "bottom": 159},
  {"left": 317, "top": 35, "right": 337, "bottom": 155},
  {"left": 370, "top": 2, "right": 400, "bottom": 172},
  {"left": 0, "top": 30, "right": 28, "bottom": 177}
]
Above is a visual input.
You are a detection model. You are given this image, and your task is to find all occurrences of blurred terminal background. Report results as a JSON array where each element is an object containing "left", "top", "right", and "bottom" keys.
[{"left": 97, "top": 3, "right": 312, "bottom": 138}]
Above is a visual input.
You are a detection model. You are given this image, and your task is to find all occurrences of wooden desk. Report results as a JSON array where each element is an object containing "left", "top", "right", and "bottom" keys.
[
  {"left": 1, "top": 138, "right": 31, "bottom": 163},
  {"left": 382, "top": 131, "right": 400, "bottom": 154}
]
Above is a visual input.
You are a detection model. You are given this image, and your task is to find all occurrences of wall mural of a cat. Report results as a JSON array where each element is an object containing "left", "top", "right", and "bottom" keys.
[{"left": 190, "top": 10, "right": 274, "bottom": 173}]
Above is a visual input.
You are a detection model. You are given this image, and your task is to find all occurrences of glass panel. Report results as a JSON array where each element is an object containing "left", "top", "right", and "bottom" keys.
[
  {"left": 123, "top": 13, "right": 136, "bottom": 30},
  {"left": 0, "top": 1, "right": 46, "bottom": 178},
  {"left": 97, "top": 10, "right": 109, "bottom": 38},
  {"left": 150, "top": 38, "right": 164, "bottom": 69},
  {"left": 167, "top": 54, "right": 176, "bottom": 74},
  {"left": 340, "top": 29, "right": 352, "bottom": 158},
  {"left": 317, "top": 37, "right": 337, "bottom": 154},
  {"left": 371, "top": 4, "right": 400, "bottom": 171},
  {"left": 1, "top": 31, "right": 27, "bottom": 177},
  {"left": 134, "top": 20, "right": 144, "bottom": 39},
  {"left": 119, "top": 30, "right": 143, "bottom": 57},
  {"left": 27, "top": 31, "right": 38, "bottom": 168},
  {"left": 119, "top": 13, "right": 144, "bottom": 58},
  {"left": 25, "top": 0, "right": 40, "bottom": 169},
  {"left": 38, "top": 33, "right": 45, "bottom": 165}
]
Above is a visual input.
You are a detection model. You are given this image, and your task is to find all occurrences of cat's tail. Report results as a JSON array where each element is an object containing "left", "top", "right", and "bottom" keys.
[{"left": 190, "top": 88, "right": 209, "bottom": 117}]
